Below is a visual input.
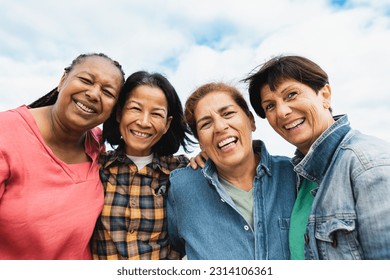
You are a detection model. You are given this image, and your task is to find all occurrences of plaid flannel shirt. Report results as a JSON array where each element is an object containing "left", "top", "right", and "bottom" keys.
[{"left": 91, "top": 148, "right": 189, "bottom": 260}]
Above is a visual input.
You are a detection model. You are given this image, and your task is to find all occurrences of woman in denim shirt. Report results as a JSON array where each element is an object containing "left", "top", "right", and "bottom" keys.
[
  {"left": 245, "top": 55, "right": 390, "bottom": 259},
  {"left": 167, "top": 82, "right": 296, "bottom": 260}
]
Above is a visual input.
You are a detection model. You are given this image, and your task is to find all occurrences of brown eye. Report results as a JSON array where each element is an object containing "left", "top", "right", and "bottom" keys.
[
  {"left": 79, "top": 77, "right": 92, "bottom": 84},
  {"left": 198, "top": 121, "right": 211, "bottom": 130},
  {"left": 103, "top": 89, "right": 115, "bottom": 98},
  {"left": 223, "top": 111, "right": 235, "bottom": 118},
  {"left": 287, "top": 91, "right": 298, "bottom": 99},
  {"left": 264, "top": 103, "right": 275, "bottom": 111}
]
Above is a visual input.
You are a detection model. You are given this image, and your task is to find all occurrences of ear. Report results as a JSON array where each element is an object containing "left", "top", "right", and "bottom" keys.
[
  {"left": 164, "top": 116, "right": 173, "bottom": 134},
  {"left": 321, "top": 84, "right": 332, "bottom": 109},
  {"left": 249, "top": 112, "right": 256, "bottom": 132},
  {"left": 57, "top": 72, "right": 67, "bottom": 92}
]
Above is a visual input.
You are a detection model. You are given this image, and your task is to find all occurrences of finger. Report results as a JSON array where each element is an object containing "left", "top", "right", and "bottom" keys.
[
  {"left": 188, "top": 157, "right": 198, "bottom": 170},
  {"left": 195, "top": 154, "right": 206, "bottom": 168}
]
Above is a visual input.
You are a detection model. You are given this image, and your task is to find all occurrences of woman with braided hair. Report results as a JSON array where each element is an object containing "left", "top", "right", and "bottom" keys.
[{"left": 0, "top": 53, "right": 125, "bottom": 259}]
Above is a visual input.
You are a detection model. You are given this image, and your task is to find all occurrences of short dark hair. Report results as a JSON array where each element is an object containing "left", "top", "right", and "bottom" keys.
[
  {"left": 243, "top": 55, "right": 329, "bottom": 118},
  {"left": 185, "top": 82, "right": 252, "bottom": 139},
  {"left": 29, "top": 53, "right": 125, "bottom": 108},
  {"left": 103, "top": 71, "right": 194, "bottom": 156}
]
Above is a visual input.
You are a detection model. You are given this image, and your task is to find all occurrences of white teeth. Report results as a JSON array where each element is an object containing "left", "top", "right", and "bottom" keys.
[
  {"left": 132, "top": 130, "right": 150, "bottom": 138},
  {"left": 218, "top": 137, "right": 237, "bottom": 148},
  {"left": 76, "top": 101, "right": 95, "bottom": 113},
  {"left": 285, "top": 119, "right": 304, "bottom": 129}
]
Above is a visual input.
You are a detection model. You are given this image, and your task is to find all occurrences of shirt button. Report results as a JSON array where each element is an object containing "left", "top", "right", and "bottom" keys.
[{"left": 244, "top": 225, "right": 249, "bottom": 231}]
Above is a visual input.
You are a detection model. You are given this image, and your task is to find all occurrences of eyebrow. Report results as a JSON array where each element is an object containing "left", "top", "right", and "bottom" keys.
[
  {"left": 79, "top": 71, "right": 117, "bottom": 90},
  {"left": 261, "top": 84, "right": 298, "bottom": 104},
  {"left": 196, "top": 104, "right": 234, "bottom": 125},
  {"left": 126, "top": 100, "right": 167, "bottom": 112}
]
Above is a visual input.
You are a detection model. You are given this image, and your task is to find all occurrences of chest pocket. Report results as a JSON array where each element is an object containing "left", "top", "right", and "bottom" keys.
[
  {"left": 314, "top": 217, "right": 363, "bottom": 259},
  {"left": 127, "top": 177, "right": 167, "bottom": 242}
]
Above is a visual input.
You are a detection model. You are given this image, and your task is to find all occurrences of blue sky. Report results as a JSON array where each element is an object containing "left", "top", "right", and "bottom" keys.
[{"left": 1, "top": 0, "right": 389, "bottom": 156}]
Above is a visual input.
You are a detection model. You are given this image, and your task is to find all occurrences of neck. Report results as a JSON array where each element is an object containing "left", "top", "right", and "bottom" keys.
[
  {"left": 46, "top": 106, "right": 85, "bottom": 147},
  {"left": 30, "top": 106, "right": 89, "bottom": 163},
  {"left": 216, "top": 152, "right": 259, "bottom": 192}
]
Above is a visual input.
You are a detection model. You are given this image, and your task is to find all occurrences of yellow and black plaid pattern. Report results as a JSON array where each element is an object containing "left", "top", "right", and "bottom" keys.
[{"left": 92, "top": 149, "right": 189, "bottom": 260}]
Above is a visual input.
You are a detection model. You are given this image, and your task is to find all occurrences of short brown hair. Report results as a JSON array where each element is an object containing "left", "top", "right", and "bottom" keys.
[
  {"left": 185, "top": 82, "right": 252, "bottom": 139},
  {"left": 243, "top": 55, "right": 329, "bottom": 118}
]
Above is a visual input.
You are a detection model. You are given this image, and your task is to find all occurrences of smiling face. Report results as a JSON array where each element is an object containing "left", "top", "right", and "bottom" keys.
[
  {"left": 54, "top": 56, "right": 123, "bottom": 132},
  {"left": 260, "top": 79, "right": 334, "bottom": 154},
  {"left": 118, "top": 85, "right": 172, "bottom": 157},
  {"left": 194, "top": 91, "right": 255, "bottom": 171}
]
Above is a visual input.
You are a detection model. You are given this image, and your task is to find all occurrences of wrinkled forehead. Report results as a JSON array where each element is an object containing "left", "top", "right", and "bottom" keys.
[{"left": 195, "top": 90, "right": 235, "bottom": 110}]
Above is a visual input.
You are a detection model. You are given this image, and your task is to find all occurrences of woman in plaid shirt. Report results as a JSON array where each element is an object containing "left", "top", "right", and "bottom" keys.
[{"left": 91, "top": 71, "right": 194, "bottom": 259}]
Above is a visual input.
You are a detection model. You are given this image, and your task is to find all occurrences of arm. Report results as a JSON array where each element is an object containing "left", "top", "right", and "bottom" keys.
[
  {"left": 166, "top": 181, "right": 186, "bottom": 258},
  {"left": 354, "top": 165, "right": 390, "bottom": 259}
]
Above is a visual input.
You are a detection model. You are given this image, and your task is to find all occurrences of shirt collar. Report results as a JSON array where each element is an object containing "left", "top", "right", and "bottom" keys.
[
  {"left": 101, "top": 147, "right": 171, "bottom": 175},
  {"left": 84, "top": 127, "right": 104, "bottom": 161},
  {"left": 292, "top": 114, "right": 351, "bottom": 183}
]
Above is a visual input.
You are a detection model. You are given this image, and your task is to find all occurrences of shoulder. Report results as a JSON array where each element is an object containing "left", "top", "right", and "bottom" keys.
[
  {"left": 343, "top": 130, "right": 390, "bottom": 149},
  {"left": 0, "top": 106, "right": 33, "bottom": 144},
  {"left": 339, "top": 130, "right": 390, "bottom": 167},
  {"left": 0, "top": 106, "right": 27, "bottom": 123},
  {"left": 169, "top": 165, "right": 204, "bottom": 183},
  {"left": 254, "top": 139, "right": 293, "bottom": 168},
  {"left": 99, "top": 149, "right": 117, "bottom": 166},
  {"left": 159, "top": 154, "right": 190, "bottom": 171},
  {"left": 168, "top": 166, "right": 208, "bottom": 198},
  {"left": 269, "top": 154, "right": 293, "bottom": 165}
]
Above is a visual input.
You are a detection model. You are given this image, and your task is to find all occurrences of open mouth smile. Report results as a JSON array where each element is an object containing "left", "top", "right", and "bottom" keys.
[
  {"left": 284, "top": 118, "right": 304, "bottom": 130},
  {"left": 217, "top": 136, "right": 238, "bottom": 149},
  {"left": 75, "top": 101, "right": 96, "bottom": 114},
  {"left": 131, "top": 130, "right": 152, "bottom": 138}
]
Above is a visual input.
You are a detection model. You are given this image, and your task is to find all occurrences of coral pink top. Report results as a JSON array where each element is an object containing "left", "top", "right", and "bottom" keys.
[{"left": 0, "top": 106, "right": 104, "bottom": 259}]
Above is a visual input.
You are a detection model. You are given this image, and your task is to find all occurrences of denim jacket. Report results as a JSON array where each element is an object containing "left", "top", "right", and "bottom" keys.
[
  {"left": 167, "top": 140, "right": 296, "bottom": 260},
  {"left": 292, "top": 115, "right": 390, "bottom": 259}
]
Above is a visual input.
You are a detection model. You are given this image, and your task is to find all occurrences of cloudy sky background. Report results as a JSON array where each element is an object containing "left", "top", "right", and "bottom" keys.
[{"left": 1, "top": 0, "right": 389, "bottom": 157}]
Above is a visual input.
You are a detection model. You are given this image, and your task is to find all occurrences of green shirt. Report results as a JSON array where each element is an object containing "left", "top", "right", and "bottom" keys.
[
  {"left": 219, "top": 177, "right": 254, "bottom": 228},
  {"left": 289, "top": 179, "right": 318, "bottom": 260}
]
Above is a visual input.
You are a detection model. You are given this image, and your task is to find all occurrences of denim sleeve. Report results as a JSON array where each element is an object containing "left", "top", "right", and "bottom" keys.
[
  {"left": 166, "top": 180, "right": 186, "bottom": 258},
  {"left": 354, "top": 165, "right": 390, "bottom": 259}
]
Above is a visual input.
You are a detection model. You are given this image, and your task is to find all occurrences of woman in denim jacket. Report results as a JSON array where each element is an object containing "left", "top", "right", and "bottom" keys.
[
  {"left": 245, "top": 55, "right": 390, "bottom": 259},
  {"left": 167, "top": 82, "right": 296, "bottom": 260}
]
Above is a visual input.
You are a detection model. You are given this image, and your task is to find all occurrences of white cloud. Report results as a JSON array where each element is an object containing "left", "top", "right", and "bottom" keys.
[{"left": 0, "top": 0, "right": 389, "bottom": 157}]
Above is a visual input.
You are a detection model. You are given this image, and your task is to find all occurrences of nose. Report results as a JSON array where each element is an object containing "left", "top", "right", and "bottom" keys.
[
  {"left": 214, "top": 116, "right": 229, "bottom": 132},
  {"left": 85, "top": 85, "right": 100, "bottom": 102},
  {"left": 136, "top": 113, "right": 152, "bottom": 127},
  {"left": 276, "top": 103, "right": 292, "bottom": 119}
]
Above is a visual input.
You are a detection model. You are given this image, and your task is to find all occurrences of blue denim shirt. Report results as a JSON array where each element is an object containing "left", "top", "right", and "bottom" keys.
[
  {"left": 292, "top": 115, "right": 390, "bottom": 259},
  {"left": 167, "top": 140, "right": 296, "bottom": 260}
]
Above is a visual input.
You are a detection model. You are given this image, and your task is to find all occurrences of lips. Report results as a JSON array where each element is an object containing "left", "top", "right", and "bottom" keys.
[
  {"left": 131, "top": 129, "right": 152, "bottom": 138},
  {"left": 217, "top": 136, "right": 238, "bottom": 149},
  {"left": 284, "top": 118, "right": 304, "bottom": 130},
  {"left": 75, "top": 100, "right": 96, "bottom": 113}
]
